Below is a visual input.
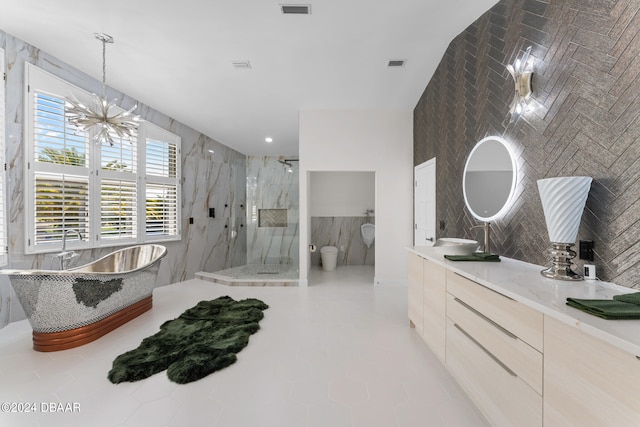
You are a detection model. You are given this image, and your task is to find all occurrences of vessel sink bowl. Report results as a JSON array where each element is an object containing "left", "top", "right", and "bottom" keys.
[{"left": 433, "top": 238, "right": 479, "bottom": 255}]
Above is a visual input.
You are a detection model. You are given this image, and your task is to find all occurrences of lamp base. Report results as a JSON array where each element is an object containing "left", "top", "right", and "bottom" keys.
[{"left": 540, "top": 243, "right": 583, "bottom": 281}]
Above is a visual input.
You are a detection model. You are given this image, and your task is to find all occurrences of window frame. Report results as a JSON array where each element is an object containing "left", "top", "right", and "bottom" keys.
[
  {"left": 24, "top": 63, "right": 181, "bottom": 254},
  {"left": 140, "top": 122, "right": 181, "bottom": 242}
]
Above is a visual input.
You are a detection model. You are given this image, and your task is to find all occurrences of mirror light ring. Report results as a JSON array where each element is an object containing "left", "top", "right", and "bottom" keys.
[{"left": 462, "top": 135, "right": 518, "bottom": 222}]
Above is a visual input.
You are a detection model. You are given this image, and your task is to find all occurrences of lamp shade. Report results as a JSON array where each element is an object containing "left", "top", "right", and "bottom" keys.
[{"left": 537, "top": 176, "right": 592, "bottom": 243}]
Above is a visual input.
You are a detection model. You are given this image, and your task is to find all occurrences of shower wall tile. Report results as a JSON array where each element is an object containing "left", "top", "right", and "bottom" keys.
[
  {"left": 0, "top": 276, "right": 9, "bottom": 328},
  {"left": 246, "top": 157, "right": 299, "bottom": 265},
  {"left": 1, "top": 31, "right": 246, "bottom": 327},
  {"left": 310, "top": 217, "right": 375, "bottom": 267}
]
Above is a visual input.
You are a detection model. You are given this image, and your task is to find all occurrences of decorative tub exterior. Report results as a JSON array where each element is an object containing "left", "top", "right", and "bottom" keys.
[{"left": 0, "top": 244, "right": 167, "bottom": 351}]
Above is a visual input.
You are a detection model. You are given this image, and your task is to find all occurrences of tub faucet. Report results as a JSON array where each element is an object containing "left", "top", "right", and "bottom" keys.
[
  {"left": 62, "top": 229, "right": 83, "bottom": 252},
  {"left": 471, "top": 222, "right": 491, "bottom": 254},
  {"left": 57, "top": 229, "right": 83, "bottom": 269}
]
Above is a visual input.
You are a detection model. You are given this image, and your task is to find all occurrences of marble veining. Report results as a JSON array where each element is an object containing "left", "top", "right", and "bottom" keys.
[
  {"left": 0, "top": 30, "right": 246, "bottom": 328},
  {"left": 409, "top": 246, "right": 640, "bottom": 357},
  {"left": 311, "top": 217, "right": 374, "bottom": 267},
  {"left": 246, "top": 157, "right": 299, "bottom": 266}
]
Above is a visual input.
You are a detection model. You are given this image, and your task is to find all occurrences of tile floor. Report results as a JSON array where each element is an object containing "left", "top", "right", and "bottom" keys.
[{"left": 0, "top": 266, "right": 489, "bottom": 427}]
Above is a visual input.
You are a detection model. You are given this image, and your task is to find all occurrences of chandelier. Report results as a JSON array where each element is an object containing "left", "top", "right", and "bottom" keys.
[{"left": 65, "top": 33, "right": 140, "bottom": 146}]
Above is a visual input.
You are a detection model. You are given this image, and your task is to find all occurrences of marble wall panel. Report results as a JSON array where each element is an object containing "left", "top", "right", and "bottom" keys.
[
  {"left": 0, "top": 31, "right": 246, "bottom": 327},
  {"left": 246, "top": 157, "right": 299, "bottom": 265},
  {"left": 0, "top": 276, "right": 9, "bottom": 327},
  {"left": 310, "top": 217, "right": 375, "bottom": 267}
]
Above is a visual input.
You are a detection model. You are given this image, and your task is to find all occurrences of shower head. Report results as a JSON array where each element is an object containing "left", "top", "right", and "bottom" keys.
[{"left": 277, "top": 158, "right": 298, "bottom": 172}]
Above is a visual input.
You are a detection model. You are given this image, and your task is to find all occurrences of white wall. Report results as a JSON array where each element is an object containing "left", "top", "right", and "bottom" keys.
[
  {"left": 310, "top": 172, "right": 375, "bottom": 217},
  {"left": 299, "top": 110, "right": 413, "bottom": 286}
]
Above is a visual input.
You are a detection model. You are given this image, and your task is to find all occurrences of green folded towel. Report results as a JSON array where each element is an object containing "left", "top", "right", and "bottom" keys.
[
  {"left": 566, "top": 298, "right": 640, "bottom": 320},
  {"left": 613, "top": 292, "right": 640, "bottom": 306},
  {"left": 444, "top": 252, "right": 501, "bottom": 262}
]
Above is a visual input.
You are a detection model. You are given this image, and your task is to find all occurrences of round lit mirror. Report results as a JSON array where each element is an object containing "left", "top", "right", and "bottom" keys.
[{"left": 463, "top": 136, "right": 517, "bottom": 222}]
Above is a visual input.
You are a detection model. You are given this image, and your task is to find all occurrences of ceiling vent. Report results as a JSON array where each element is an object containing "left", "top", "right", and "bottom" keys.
[
  {"left": 388, "top": 60, "right": 406, "bottom": 67},
  {"left": 281, "top": 4, "right": 311, "bottom": 14},
  {"left": 232, "top": 60, "right": 252, "bottom": 69}
]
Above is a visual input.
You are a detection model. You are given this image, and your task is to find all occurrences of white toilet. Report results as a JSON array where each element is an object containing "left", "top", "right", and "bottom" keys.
[
  {"left": 361, "top": 223, "right": 375, "bottom": 248},
  {"left": 320, "top": 246, "right": 338, "bottom": 271}
]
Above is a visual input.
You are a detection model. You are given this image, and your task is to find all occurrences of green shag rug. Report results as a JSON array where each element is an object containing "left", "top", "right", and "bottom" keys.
[{"left": 108, "top": 296, "right": 269, "bottom": 384}]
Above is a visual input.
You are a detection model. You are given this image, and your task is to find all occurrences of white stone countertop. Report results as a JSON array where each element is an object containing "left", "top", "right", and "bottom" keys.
[{"left": 408, "top": 246, "right": 640, "bottom": 357}]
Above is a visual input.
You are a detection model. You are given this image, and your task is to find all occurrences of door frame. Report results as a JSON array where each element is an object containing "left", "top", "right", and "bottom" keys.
[{"left": 414, "top": 158, "right": 436, "bottom": 246}]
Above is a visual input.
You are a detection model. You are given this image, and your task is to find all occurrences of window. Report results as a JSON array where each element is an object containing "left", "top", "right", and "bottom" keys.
[
  {"left": 24, "top": 64, "right": 181, "bottom": 254},
  {"left": 0, "top": 49, "right": 7, "bottom": 266},
  {"left": 144, "top": 125, "right": 180, "bottom": 239}
]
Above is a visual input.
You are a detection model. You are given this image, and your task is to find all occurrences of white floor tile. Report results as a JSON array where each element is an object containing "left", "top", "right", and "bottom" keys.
[
  {"left": 307, "top": 401, "right": 351, "bottom": 427},
  {"left": 0, "top": 267, "right": 490, "bottom": 427}
]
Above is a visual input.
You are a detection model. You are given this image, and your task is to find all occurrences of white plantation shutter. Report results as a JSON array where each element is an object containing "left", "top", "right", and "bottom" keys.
[
  {"left": 98, "top": 137, "right": 138, "bottom": 244},
  {"left": 146, "top": 138, "right": 176, "bottom": 178},
  {"left": 144, "top": 125, "right": 181, "bottom": 240},
  {"left": 34, "top": 92, "right": 88, "bottom": 166},
  {"left": 34, "top": 174, "right": 89, "bottom": 244},
  {"left": 145, "top": 183, "right": 178, "bottom": 235},
  {"left": 100, "top": 179, "right": 137, "bottom": 239},
  {"left": 0, "top": 49, "right": 7, "bottom": 266},
  {"left": 25, "top": 64, "right": 180, "bottom": 254},
  {"left": 101, "top": 136, "right": 137, "bottom": 172},
  {"left": 28, "top": 80, "right": 90, "bottom": 252}
]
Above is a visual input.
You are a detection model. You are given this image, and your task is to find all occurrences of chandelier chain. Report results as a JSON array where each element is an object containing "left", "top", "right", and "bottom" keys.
[{"left": 101, "top": 38, "right": 107, "bottom": 97}]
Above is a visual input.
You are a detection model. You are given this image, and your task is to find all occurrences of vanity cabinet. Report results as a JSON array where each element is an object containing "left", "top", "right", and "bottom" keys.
[
  {"left": 407, "top": 252, "right": 446, "bottom": 362},
  {"left": 421, "top": 257, "right": 446, "bottom": 363},
  {"left": 408, "top": 247, "right": 640, "bottom": 427},
  {"left": 446, "top": 271, "right": 543, "bottom": 427},
  {"left": 407, "top": 252, "right": 424, "bottom": 336},
  {"left": 544, "top": 316, "right": 640, "bottom": 426}
]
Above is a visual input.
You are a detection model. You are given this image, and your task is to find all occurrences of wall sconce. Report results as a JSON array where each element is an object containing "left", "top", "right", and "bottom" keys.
[{"left": 506, "top": 46, "right": 534, "bottom": 123}]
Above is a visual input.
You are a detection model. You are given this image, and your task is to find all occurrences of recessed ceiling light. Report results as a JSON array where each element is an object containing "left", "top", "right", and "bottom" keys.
[
  {"left": 265, "top": 137, "right": 273, "bottom": 143},
  {"left": 208, "top": 149, "right": 215, "bottom": 154}
]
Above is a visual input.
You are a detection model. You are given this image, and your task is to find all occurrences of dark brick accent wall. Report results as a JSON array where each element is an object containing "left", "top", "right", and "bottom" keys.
[{"left": 414, "top": 0, "right": 640, "bottom": 288}]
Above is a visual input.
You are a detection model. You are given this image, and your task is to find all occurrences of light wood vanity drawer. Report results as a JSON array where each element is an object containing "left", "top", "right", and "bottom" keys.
[
  {"left": 544, "top": 316, "right": 640, "bottom": 426},
  {"left": 447, "top": 293, "right": 542, "bottom": 394},
  {"left": 446, "top": 271, "right": 543, "bottom": 351},
  {"left": 446, "top": 319, "right": 542, "bottom": 427}
]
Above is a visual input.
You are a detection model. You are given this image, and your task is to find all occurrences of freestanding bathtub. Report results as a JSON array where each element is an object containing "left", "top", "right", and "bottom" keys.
[{"left": 1, "top": 244, "right": 167, "bottom": 351}]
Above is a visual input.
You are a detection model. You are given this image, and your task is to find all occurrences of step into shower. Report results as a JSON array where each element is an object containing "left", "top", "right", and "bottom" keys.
[{"left": 196, "top": 264, "right": 299, "bottom": 286}]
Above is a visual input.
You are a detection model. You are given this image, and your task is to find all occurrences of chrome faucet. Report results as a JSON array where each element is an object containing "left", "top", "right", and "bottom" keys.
[
  {"left": 56, "top": 229, "right": 83, "bottom": 269},
  {"left": 471, "top": 222, "right": 491, "bottom": 254},
  {"left": 62, "top": 229, "right": 83, "bottom": 252}
]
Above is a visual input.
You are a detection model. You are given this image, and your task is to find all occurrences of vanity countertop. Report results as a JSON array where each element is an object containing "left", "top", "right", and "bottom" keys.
[{"left": 409, "top": 246, "right": 640, "bottom": 356}]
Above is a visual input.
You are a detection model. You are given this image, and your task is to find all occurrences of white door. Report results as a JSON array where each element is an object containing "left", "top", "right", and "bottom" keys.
[{"left": 414, "top": 158, "right": 436, "bottom": 246}]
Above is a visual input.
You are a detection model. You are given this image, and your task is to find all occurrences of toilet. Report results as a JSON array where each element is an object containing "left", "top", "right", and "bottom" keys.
[
  {"left": 320, "top": 246, "right": 338, "bottom": 271},
  {"left": 361, "top": 223, "right": 375, "bottom": 248}
]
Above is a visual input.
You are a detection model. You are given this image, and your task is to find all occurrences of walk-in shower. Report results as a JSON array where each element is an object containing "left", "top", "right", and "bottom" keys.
[{"left": 199, "top": 156, "right": 300, "bottom": 286}]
